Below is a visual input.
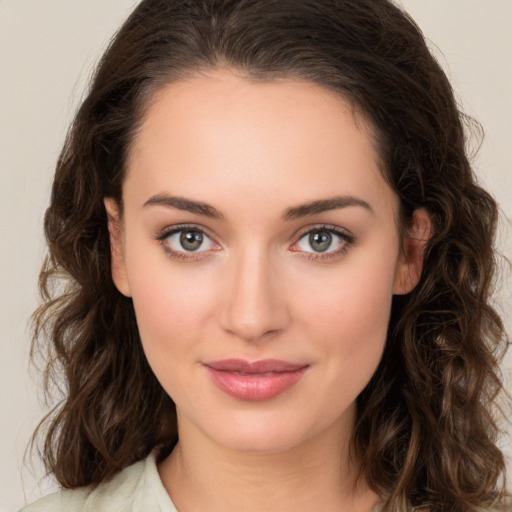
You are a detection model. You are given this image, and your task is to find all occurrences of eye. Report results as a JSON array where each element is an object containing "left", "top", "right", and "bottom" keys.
[
  {"left": 166, "top": 228, "right": 215, "bottom": 252},
  {"left": 300, "top": 230, "right": 335, "bottom": 252},
  {"left": 291, "top": 226, "right": 354, "bottom": 258},
  {"left": 158, "top": 226, "right": 220, "bottom": 259}
]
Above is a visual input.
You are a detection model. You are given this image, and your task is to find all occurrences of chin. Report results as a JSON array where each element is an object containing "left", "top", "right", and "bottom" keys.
[
  {"left": 188, "top": 405, "right": 343, "bottom": 455},
  {"left": 211, "top": 427, "right": 309, "bottom": 454}
]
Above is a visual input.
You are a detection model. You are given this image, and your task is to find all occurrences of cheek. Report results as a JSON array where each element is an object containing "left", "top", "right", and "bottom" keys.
[
  {"left": 128, "top": 272, "right": 216, "bottom": 405},
  {"left": 295, "top": 247, "right": 398, "bottom": 386},
  {"left": 132, "top": 273, "right": 208, "bottom": 329},
  {"left": 125, "top": 248, "right": 219, "bottom": 383},
  {"left": 300, "top": 249, "right": 397, "bottom": 332}
]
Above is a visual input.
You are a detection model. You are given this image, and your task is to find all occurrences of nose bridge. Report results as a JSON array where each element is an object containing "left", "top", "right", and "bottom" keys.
[{"left": 220, "top": 242, "right": 288, "bottom": 341}]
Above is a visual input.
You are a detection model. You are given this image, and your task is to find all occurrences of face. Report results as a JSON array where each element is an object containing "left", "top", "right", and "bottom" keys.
[{"left": 106, "top": 69, "right": 424, "bottom": 454}]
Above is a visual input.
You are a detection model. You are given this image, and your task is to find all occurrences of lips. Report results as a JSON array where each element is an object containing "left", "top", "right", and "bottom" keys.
[{"left": 203, "top": 359, "right": 309, "bottom": 401}]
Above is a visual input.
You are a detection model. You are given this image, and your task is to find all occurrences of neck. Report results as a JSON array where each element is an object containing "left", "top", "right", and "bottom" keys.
[{"left": 158, "top": 414, "right": 380, "bottom": 512}]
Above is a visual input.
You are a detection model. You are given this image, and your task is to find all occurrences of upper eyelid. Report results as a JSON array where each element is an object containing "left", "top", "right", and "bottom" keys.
[
  {"left": 157, "top": 223, "right": 216, "bottom": 240},
  {"left": 293, "top": 223, "right": 353, "bottom": 240}
]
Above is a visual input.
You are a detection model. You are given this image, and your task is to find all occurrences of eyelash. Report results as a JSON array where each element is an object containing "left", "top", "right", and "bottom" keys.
[
  {"left": 156, "top": 223, "right": 355, "bottom": 262},
  {"left": 291, "top": 224, "right": 355, "bottom": 262},
  {"left": 156, "top": 224, "right": 219, "bottom": 262}
]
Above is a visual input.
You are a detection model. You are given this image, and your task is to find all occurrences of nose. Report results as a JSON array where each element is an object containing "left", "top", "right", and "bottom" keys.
[{"left": 219, "top": 247, "right": 290, "bottom": 342}]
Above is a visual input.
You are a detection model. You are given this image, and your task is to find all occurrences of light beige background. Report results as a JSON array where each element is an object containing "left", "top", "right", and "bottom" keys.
[{"left": 1, "top": 1, "right": 510, "bottom": 510}]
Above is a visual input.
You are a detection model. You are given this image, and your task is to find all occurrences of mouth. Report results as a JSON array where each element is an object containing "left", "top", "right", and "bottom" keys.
[{"left": 203, "top": 359, "right": 309, "bottom": 401}]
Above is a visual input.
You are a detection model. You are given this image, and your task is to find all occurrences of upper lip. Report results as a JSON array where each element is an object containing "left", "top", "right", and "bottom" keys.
[{"left": 203, "top": 359, "right": 308, "bottom": 374}]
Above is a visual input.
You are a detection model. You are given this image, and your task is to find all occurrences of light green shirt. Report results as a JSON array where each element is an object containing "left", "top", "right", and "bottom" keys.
[
  {"left": 21, "top": 451, "right": 177, "bottom": 512},
  {"left": 20, "top": 451, "right": 392, "bottom": 512}
]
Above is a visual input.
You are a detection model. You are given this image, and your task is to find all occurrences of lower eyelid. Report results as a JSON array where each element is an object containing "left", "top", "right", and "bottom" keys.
[
  {"left": 159, "top": 239, "right": 218, "bottom": 262},
  {"left": 300, "top": 245, "right": 350, "bottom": 262}
]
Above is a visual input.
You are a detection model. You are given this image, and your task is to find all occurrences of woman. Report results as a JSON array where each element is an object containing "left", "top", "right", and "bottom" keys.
[{"left": 24, "top": 0, "right": 510, "bottom": 511}]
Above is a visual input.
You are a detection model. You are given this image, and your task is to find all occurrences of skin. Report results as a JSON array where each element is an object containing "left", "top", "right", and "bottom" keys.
[{"left": 105, "top": 69, "right": 430, "bottom": 512}]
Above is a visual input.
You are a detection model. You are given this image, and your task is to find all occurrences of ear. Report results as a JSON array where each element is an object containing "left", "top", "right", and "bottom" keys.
[
  {"left": 104, "top": 198, "right": 131, "bottom": 297},
  {"left": 393, "top": 208, "right": 432, "bottom": 295}
]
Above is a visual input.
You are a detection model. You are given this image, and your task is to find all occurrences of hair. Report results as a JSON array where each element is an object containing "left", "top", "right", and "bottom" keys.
[{"left": 31, "top": 0, "right": 510, "bottom": 510}]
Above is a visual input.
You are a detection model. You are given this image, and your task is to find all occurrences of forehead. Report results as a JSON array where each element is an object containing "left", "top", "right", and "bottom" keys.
[{"left": 125, "top": 69, "right": 396, "bottom": 216}]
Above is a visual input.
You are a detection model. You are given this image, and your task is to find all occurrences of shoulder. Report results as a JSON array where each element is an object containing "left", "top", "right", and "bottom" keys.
[
  {"left": 19, "top": 486, "right": 89, "bottom": 512},
  {"left": 19, "top": 450, "right": 177, "bottom": 512}
]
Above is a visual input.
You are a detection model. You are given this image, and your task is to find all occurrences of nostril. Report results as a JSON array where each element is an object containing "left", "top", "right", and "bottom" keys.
[{"left": 223, "top": 325, "right": 283, "bottom": 343}]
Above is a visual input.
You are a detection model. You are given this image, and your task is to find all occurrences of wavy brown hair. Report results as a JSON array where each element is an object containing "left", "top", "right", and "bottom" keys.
[{"left": 31, "top": 0, "right": 510, "bottom": 510}]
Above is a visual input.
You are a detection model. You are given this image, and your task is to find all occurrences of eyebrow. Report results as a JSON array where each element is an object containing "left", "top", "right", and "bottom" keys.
[
  {"left": 143, "top": 193, "right": 373, "bottom": 220},
  {"left": 143, "top": 194, "right": 224, "bottom": 219},
  {"left": 282, "top": 196, "right": 373, "bottom": 221}
]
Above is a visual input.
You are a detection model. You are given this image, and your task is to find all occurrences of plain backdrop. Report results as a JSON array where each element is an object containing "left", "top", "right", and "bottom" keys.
[{"left": 1, "top": 1, "right": 511, "bottom": 510}]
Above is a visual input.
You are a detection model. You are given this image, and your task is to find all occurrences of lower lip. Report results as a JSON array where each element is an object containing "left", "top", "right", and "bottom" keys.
[{"left": 205, "top": 366, "right": 308, "bottom": 401}]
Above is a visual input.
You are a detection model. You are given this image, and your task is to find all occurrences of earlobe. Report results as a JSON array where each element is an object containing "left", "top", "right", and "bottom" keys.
[
  {"left": 104, "top": 198, "right": 131, "bottom": 297},
  {"left": 393, "top": 208, "right": 432, "bottom": 295}
]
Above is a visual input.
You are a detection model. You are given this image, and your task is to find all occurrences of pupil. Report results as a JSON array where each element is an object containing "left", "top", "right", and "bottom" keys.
[
  {"left": 180, "top": 230, "right": 203, "bottom": 251},
  {"left": 310, "top": 231, "right": 332, "bottom": 252}
]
